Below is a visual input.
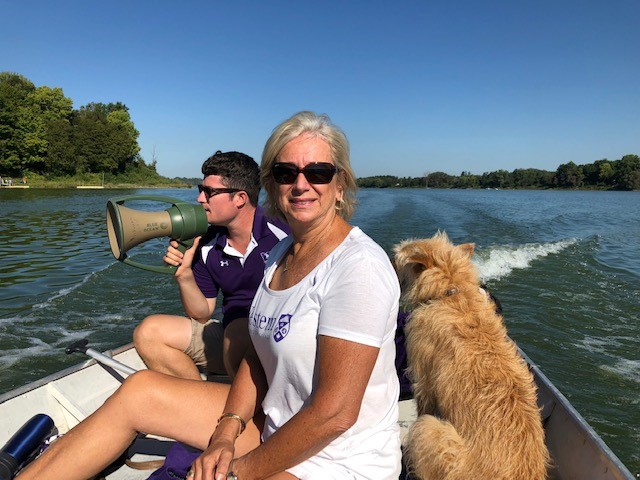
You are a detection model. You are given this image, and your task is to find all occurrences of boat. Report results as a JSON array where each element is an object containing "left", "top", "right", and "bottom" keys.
[
  {"left": 0, "top": 176, "right": 29, "bottom": 189},
  {"left": 0, "top": 342, "right": 635, "bottom": 480}
]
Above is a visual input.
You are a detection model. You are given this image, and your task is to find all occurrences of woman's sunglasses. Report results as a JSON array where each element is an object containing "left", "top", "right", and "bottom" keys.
[
  {"left": 197, "top": 185, "right": 241, "bottom": 200},
  {"left": 271, "top": 162, "right": 337, "bottom": 185}
]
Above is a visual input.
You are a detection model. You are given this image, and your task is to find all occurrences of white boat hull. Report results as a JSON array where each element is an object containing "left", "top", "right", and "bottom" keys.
[{"left": 0, "top": 344, "right": 634, "bottom": 479}]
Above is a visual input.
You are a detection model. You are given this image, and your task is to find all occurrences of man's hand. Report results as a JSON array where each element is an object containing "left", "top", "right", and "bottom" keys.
[{"left": 164, "top": 236, "right": 202, "bottom": 276}]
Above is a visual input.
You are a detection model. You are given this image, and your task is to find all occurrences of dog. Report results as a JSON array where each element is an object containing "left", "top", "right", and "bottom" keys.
[{"left": 394, "top": 232, "right": 549, "bottom": 480}]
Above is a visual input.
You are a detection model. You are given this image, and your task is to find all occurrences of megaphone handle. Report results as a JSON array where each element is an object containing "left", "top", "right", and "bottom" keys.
[
  {"left": 118, "top": 238, "right": 195, "bottom": 274},
  {"left": 176, "top": 238, "right": 195, "bottom": 253},
  {"left": 122, "top": 257, "right": 177, "bottom": 275}
]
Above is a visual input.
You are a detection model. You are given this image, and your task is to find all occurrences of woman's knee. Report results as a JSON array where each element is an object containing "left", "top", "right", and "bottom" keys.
[{"left": 111, "top": 370, "right": 162, "bottom": 408}]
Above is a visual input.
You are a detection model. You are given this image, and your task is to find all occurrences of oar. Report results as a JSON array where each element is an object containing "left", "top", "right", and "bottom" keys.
[
  {"left": 65, "top": 339, "right": 137, "bottom": 376},
  {"left": 64, "top": 340, "right": 174, "bottom": 469}
]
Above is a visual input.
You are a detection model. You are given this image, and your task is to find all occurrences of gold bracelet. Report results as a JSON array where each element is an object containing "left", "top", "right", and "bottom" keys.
[{"left": 217, "top": 413, "right": 246, "bottom": 437}]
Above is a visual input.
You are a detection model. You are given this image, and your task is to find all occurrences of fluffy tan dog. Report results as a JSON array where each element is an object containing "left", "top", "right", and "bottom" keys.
[{"left": 394, "top": 232, "right": 549, "bottom": 480}]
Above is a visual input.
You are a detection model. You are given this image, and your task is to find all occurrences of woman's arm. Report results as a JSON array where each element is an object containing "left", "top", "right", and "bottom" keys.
[
  {"left": 232, "top": 335, "right": 380, "bottom": 480},
  {"left": 190, "top": 344, "right": 268, "bottom": 480}
]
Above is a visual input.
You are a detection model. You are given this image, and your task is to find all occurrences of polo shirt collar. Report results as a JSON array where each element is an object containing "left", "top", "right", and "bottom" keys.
[
  {"left": 213, "top": 205, "right": 268, "bottom": 254},
  {"left": 250, "top": 205, "right": 273, "bottom": 241}
]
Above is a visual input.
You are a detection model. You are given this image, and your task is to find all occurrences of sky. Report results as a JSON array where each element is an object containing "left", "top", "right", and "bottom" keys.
[{"left": 3, "top": 0, "right": 639, "bottom": 179}]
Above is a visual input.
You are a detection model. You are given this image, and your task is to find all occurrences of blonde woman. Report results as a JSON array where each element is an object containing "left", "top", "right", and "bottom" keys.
[{"left": 20, "top": 112, "right": 400, "bottom": 480}]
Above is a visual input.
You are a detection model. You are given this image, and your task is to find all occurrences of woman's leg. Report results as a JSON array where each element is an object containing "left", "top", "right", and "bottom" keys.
[{"left": 18, "top": 370, "right": 261, "bottom": 480}]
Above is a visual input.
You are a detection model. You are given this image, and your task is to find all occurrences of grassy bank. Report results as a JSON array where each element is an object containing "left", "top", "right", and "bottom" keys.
[{"left": 18, "top": 172, "right": 190, "bottom": 189}]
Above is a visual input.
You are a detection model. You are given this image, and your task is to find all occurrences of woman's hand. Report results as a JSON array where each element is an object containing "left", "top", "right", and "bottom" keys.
[{"left": 189, "top": 431, "right": 235, "bottom": 480}]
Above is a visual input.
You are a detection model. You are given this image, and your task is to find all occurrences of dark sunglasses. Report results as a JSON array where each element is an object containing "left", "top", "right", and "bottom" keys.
[
  {"left": 271, "top": 162, "right": 338, "bottom": 185},
  {"left": 197, "top": 184, "right": 241, "bottom": 199}
]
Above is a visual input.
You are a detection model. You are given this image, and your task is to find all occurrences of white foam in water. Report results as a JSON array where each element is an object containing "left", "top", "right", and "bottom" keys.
[
  {"left": 0, "top": 338, "right": 51, "bottom": 369},
  {"left": 601, "top": 359, "right": 640, "bottom": 385},
  {"left": 32, "top": 270, "right": 97, "bottom": 309},
  {"left": 474, "top": 239, "right": 577, "bottom": 282},
  {"left": 577, "top": 335, "right": 615, "bottom": 354}
]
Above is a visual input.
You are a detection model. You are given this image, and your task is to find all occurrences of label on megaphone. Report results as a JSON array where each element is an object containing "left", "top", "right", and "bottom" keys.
[{"left": 106, "top": 195, "right": 208, "bottom": 274}]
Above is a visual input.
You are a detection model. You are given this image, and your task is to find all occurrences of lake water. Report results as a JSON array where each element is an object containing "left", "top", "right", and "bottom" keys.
[{"left": 0, "top": 187, "right": 638, "bottom": 473}]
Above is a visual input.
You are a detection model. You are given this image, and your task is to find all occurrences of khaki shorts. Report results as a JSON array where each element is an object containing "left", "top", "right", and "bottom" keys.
[{"left": 184, "top": 318, "right": 225, "bottom": 374}]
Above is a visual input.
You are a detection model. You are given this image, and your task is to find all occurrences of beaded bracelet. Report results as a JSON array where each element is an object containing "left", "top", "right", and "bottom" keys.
[{"left": 217, "top": 413, "right": 246, "bottom": 437}]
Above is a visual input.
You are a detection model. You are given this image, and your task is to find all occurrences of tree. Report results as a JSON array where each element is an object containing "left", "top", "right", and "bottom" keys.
[
  {"left": 31, "top": 86, "right": 73, "bottom": 123},
  {"left": 0, "top": 72, "right": 36, "bottom": 175},
  {"left": 0, "top": 73, "right": 74, "bottom": 175},
  {"left": 456, "top": 171, "right": 479, "bottom": 188},
  {"left": 107, "top": 109, "right": 140, "bottom": 170},
  {"left": 613, "top": 154, "right": 640, "bottom": 190},
  {"left": 481, "top": 169, "right": 511, "bottom": 188},
  {"left": 71, "top": 102, "right": 140, "bottom": 174},
  {"left": 46, "top": 118, "right": 76, "bottom": 175},
  {"left": 598, "top": 161, "right": 614, "bottom": 185},
  {"left": 426, "top": 171, "right": 455, "bottom": 188},
  {"left": 554, "top": 161, "right": 584, "bottom": 188},
  {"left": 20, "top": 86, "right": 74, "bottom": 173}
]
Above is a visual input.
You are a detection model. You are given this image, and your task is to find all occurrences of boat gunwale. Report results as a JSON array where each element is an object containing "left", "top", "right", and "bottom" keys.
[
  {"left": 1, "top": 344, "right": 636, "bottom": 479},
  {"left": 0, "top": 343, "right": 135, "bottom": 405},
  {"left": 520, "top": 348, "right": 635, "bottom": 480}
]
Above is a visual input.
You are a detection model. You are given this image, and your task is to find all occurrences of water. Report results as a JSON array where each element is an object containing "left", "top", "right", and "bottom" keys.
[{"left": 1, "top": 187, "right": 638, "bottom": 473}]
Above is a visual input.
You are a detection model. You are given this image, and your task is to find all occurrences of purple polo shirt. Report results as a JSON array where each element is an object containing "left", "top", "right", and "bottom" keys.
[{"left": 192, "top": 206, "right": 289, "bottom": 327}]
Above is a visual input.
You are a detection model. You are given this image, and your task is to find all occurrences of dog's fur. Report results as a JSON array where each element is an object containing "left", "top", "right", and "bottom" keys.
[{"left": 394, "top": 232, "right": 549, "bottom": 480}]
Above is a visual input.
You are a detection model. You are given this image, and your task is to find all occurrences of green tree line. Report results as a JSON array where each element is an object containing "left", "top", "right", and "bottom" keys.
[
  {"left": 358, "top": 155, "right": 640, "bottom": 190},
  {"left": 0, "top": 72, "right": 172, "bottom": 184},
  {"left": 4, "top": 72, "right": 638, "bottom": 190}
]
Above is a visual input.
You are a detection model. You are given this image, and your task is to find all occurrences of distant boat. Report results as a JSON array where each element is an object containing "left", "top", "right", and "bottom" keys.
[{"left": 0, "top": 176, "right": 29, "bottom": 188}]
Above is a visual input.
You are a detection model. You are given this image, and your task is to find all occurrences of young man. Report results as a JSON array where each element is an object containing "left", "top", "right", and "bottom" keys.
[{"left": 133, "top": 151, "right": 289, "bottom": 379}]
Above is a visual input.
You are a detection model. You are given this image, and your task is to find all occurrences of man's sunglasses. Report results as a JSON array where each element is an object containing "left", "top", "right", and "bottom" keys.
[
  {"left": 271, "top": 162, "right": 338, "bottom": 185},
  {"left": 197, "top": 185, "right": 241, "bottom": 199}
]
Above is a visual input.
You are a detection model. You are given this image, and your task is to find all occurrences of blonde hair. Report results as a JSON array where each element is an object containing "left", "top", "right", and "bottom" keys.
[{"left": 260, "top": 111, "right": 357, "bottom": 220}]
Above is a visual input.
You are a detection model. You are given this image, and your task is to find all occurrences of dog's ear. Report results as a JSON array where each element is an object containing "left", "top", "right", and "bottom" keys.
[
  {"left": 394, "top": 241, "right": 431, "bottom": 272},
  {"left": 457, "top": 242, "right": 475, "bottom": 259}
]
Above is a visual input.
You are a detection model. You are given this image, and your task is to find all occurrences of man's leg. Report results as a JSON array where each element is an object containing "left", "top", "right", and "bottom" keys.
[
  {"left": 133, "top": 314, "right": 202, "bottom": 380},
  {"left": 223, "top": 317, "right": 250, "bottom": 378}
]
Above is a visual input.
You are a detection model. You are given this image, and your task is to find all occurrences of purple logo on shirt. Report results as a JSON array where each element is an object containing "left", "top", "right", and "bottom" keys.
[
  {"left": 260, "top": 251, "right": 269, "bottom": 263},
  {"left": 273, "top": 314, "right": 291, "bottom": 342}
]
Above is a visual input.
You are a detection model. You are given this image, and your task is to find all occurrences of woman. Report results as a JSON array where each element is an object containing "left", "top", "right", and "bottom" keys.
[{"left": 19, "top": 111, "right": 401, "bottom": 480}]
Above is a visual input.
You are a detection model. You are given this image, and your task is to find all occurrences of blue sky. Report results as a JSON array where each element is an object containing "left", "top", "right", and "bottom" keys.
[{"left": 3, "top": 1, "right": 639, "bottom": 179}]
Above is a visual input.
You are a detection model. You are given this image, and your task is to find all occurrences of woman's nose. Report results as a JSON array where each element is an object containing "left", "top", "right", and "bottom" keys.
[{"left": 293, "top": 171, "right": 310, "bottom": 190}]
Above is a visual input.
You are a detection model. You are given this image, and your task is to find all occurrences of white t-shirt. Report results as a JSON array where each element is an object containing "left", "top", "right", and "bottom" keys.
[{"left": 248, "top": 227, "right": 401, "bottom": 479}]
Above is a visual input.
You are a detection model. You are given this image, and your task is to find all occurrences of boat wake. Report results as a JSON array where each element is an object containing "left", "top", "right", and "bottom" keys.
[
  {"left": 577, "top": 335, "right": 640, "bottom": 385},
  {"left": 31, "top": 269, "right": 100, "bottom": 310},
  {"left": 474, "top": 239, "right": 578, "bottom": 282},
  {"left": 602, "top": 358, "right": 640, "bottom": 385}
]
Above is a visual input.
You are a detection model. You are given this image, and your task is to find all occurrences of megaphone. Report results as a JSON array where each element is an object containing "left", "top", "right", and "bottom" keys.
[{"left": 106, "top": 195, "right": 209, "bottom": 274}]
